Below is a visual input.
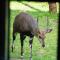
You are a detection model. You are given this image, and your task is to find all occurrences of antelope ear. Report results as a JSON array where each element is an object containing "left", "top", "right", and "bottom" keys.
[{"left": 45, "top": 29, "right": 52, "bottom": 33}]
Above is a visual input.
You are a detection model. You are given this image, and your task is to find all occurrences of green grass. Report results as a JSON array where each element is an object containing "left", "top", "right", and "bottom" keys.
[
  {"left": 10, "top": 1, "right": 59, "bottom": 60},
  {"left": 10, "top": 1, "right": 59, "bottom": 13},
  {"left": 10, "top": 1, "right": 49, "bottom": 11}
]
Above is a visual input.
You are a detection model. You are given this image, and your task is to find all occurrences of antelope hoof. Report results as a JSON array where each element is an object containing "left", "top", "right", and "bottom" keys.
[
  {"left": 30, "top": 58, "right": 32, "bottom": 60},
  {"left": 11, "top": 45, "right": 15, "bottom": 52},
  {"left": 21, "top": 56, "right": 23, "bottom": 59}
]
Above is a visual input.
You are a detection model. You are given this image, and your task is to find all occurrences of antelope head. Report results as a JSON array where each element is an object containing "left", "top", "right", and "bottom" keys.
[
  {"left": 37, "top": 16, "right": 52, "bottom": 47},
  {"left": 38, "top": 29, "right": 52, "bottom": 47}
]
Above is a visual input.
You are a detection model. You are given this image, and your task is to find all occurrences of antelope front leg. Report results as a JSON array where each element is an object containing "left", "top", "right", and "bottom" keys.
[
  {"left": 20, "top": 34, "right": 26, "bottom": 60},
  {"left": 20, "top": 39, "right": 24, "bottom": 60},
  {"left": 29, "top": 37, "right": 33, "bottom": 60}
]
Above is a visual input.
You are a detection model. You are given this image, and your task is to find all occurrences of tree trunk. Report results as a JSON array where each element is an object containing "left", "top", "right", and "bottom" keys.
[{"left": 49, "top": 2, "right": 57, "bottom": 13}]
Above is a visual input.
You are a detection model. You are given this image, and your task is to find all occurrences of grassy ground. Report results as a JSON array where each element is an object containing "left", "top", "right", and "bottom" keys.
[{"left": 9, "top": 1, "right": 59, "bottom": 60}]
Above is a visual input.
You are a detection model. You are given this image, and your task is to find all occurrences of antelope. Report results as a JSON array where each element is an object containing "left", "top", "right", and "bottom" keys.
[{"left": 11, "top": 12, "right": 52, "bottom": 60}]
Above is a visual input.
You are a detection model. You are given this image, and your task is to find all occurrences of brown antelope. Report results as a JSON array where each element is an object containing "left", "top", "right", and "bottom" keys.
[{"left": 12, "top": 12, "right": 52, "bottom": 60}]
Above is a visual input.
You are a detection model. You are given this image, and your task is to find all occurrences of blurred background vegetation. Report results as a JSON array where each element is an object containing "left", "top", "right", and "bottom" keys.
[{"left": 9, "top": 1, "right": 59, "bottom": 60}]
